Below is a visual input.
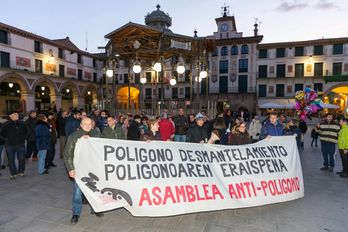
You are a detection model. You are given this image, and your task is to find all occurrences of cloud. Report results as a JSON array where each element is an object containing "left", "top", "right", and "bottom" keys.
[
  {"left": 276, "top": 1, "right": 309, "bottom": 12},
  {"left": 315, "top": 0, "right": 338, "bottom": 9}
]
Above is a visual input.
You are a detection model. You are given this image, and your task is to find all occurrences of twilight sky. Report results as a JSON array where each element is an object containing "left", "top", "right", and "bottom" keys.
[{"left": 1, "top": 0, "right": 346, "bottom": 53}]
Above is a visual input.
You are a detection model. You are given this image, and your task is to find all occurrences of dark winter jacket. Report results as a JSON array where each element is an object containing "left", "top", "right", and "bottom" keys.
[
  {"left": 187, "top": 124, "right": 208, "bottom": 143},
  {"left": 35, "top": 121, "right": 51, "bottom": 150},
  {"left": 65, "top": 116, "right": 80, "bottom": 137},
  {"left": 96, "top": 116, "right": 108, "bottom": 132},
  {"left": 299, "top": 121, "right": 308, "bottom": 134},
  {"left": 127, "top": 120, "right": 141, "bottom": 140},
  {"left": 25, "top": 116, "right": 37, "bottom": 142},
  {"left": 228, "top": 132, "right": 252, "bottom": 145},
  {"left": 173, "top": 115, "right": 188, "bottom": 135},
  {"left": 260, "top": 121, "right": 284, "bottom": 140},
  {"left": 101, "top": 124, "right": 126, "bottom": 140},
  {"left": 284, "top": 126, "right": 301, "bottom": 149},
  {"left": 0, "top": 123, "right": 5, "bottom": 145},
  {"left": 56, "top": 114, "right": 66, "bottom": 137},
  {"left": 48, "top": 119, "right": 58, "bottom": 144},
  {"left": 0, "top": 120, "right": 29, "bottom": 146},
  {"left": 63, "top": 129, "right": 100, "bottom": 172},
  {"left": 140, "top": 131, "right": 161, "bottom": 141}
]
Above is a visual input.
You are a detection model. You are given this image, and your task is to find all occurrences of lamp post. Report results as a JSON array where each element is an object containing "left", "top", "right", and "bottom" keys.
[
  {"left": 106, "top": 66, "right": 115, "bottom": 115},
  {"left": 140, "top": 76, "right": 146, "bottom": 111}
]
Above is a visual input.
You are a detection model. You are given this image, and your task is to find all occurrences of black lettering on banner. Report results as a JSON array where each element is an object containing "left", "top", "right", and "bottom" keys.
[
  {"left": 105, "top": 164, "right": 115, "bottom": 181},
  {"left": 279, "top": 146, "right": 288, "bottom": 157},
  {"left": 179, "top": 149, "right": 187, "bottom": 161},
  {"left": 115, "top": 146, "right": 126, "bottom": 160},
  {"left": 104, "top": 145, "right": 115, "bottom": 161}
]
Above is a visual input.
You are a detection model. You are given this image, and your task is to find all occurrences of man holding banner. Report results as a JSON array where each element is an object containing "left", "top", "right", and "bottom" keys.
[{"left": 63, "top": 117, "right": 103, "bottom": 225}]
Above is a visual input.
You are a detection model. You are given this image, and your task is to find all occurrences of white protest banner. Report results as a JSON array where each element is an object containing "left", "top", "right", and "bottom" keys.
[{"left": 74, "top": 136, "right": 304, "bottom": 217}]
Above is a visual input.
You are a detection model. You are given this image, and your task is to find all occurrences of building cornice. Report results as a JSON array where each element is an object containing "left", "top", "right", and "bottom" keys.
[{"left": 258, "top": 37, "right": 348, "bottom": 49}]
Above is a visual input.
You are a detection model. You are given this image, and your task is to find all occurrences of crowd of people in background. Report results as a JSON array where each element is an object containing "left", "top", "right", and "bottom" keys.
[{"left": 0, "top": 106, "right": 348, "bottom": 224}]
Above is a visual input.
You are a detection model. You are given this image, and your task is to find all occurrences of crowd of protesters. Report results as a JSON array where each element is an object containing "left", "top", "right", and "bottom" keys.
[{"left": 0, "top": 106, "right": 348, "bottom": 224}]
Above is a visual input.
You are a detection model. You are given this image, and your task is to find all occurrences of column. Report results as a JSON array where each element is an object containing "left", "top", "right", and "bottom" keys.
[
  {"left": 20, "top": 93, "right": 35, "bottom": 113},
  {"left": 50, "top": 94, "right": 62, "bottom": 112},
  {"left": 73, "top": 96, "right": 85, "bottom": 110}
]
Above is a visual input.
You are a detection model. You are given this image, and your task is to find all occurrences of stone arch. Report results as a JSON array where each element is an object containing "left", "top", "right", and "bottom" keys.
[
  {"left": 0, "top": 72, "right": 30, "bottom": 93},
  {"left": 31, "top": 76, "right": 58, "bottom": 95},
  {"left": 59, "top": 80, "right": 80, "bottom": 96},
  {"left": 323, "top": 82, "right": 348, "bottom": 96},
  {"left": 81, "top": 83, "right": 99, "bottom": 97}
]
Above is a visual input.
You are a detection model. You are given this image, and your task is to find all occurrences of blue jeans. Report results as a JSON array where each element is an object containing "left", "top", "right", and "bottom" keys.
[
  {"left": 72, "top": 181, "right": 83, "bottom": 216},
  {"left": 174, "top": 135, "right": 186, "bottom": 142},
  {"left": 5, "top": 144, "right": 25, "bottom": 176},
  {"left": 38, "top": 150, "right": 47, "bottom": 174},
  {"left": 321, "top": 141, "right": 336, "bottom": 167}
]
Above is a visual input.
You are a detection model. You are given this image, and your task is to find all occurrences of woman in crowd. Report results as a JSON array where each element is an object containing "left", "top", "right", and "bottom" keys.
[
  {"left": 209, "top": 116, "right": 227, "bottom": 144},
  {"left": 249, "top": 115, "right": 262, "bottom": 143},
  {"left": 227, "top": 121, "right": 252, "bottom": 145},
  {"left": 140, "top": 119, "right": 161, "bottom": 141},
  {"left": 35, "top": 114, "right": 50, "bottom": 175},
  {"left": 311, "top": 123, "right": 320, "bottom": 147}
]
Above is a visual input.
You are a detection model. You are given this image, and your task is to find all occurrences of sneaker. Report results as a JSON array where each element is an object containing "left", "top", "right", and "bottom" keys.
[
  {"left": 10, "top": 175, "right": 17, "bottom": 180},
  {"left": 328, "top": 167, "right": 333, "bottom": 172},
  {"left": 336, "top": 171, "right": 344, "bottom": 175},
  {"left": 1, "top": 165, "right": 6, "bottom": 169},
  {"left": 18, "top": 173, "right": 26, "bottom": 177},
  {"left": 70, "top": 215, "right": 79, "bottom": 225},
  {"left": 41, "top": 170, "right": 49, "bottom": 175},
  {"left": 320, "top": 166, "right": 329, "bottom": 171},
  {"left": 50, "top": 163, "right": 57, "bottom": 168}
]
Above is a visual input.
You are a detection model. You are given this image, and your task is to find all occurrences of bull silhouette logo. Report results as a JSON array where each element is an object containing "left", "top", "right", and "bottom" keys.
[{"left": 81, "top": 172, "right": 133, "bottom": 207}]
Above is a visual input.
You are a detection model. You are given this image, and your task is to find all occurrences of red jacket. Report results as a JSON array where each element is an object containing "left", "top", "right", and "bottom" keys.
[{"left": 159, "top": 119, "right": 175, "bottom": 141}]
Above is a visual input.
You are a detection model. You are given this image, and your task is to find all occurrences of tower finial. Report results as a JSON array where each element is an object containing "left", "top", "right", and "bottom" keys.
[
  {"left": 194, "top": 28, "right": 198, "bottom": 37},
  {"left": 221, "top": 4, "right": 229, "bottom": 17},
  {"left": 156, "top": 4, "right": 160, "bottom": 10}
]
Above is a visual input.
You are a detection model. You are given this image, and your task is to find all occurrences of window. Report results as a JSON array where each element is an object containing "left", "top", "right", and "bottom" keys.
[
  {"left": 276, "top": 48, "right": 285, "bottom": 58},
  {"left": 58, "top": 48, "right": 64, "bottom": 59},
  {"left": 295, "top": 47, "right": 304, "bottom": 56},
  {"left": 0, "top": 51, "right": 10, "bottom": 68},
  {"left": 35, "top": 59, "right": 42, "bottom": 73},
  {"left": 221, "top": 46, "right": 228, "bottom": 56},
  {"left": 93, "top": 72, "right": 97, "bottom": 83},
  {"left": 259, "top": 49, "right": 267, "bottom": 58},
  {"left": 241, "top": 45, "right": 248, "bottom": 54},
  {"left": 314, "top": 63, "right": 323, "bottom": 77},
  {"left": 333, "top": 63, "right": 342, "bottom": 75},
  {"left": 93, "top": 59, "right": 96, "bottom": 68},
  {"left": 276, "top": 64, "right": 286, "bottom": 77},
  {"left": 238, "top": 75, "right": 248, "bottom": 93},
  {"left": 258, "top": 85, "right": 266, "bottom": 97},
  {"left": 34, "top": 41, "right": 42, "bottom": 53},
  {"left": 258, "top": 65, "right": 267, "bottom": 78},
  {"left": 124, "top": 73, "right": 129, "bottom": 84},
  {"left": 295, "top": 63, "right": 304, "bottom": 77},
  {"left": 185, "top": 87, "right": 190, "bottom": 98},
  {"left": 313, "top": 83, "right": 323, "bottom": 92},
  {"left": 146, "top": 72, "right": 152, "bottom": 83},
  {"left": 231, "top": 45, "right": 238, "bottom": 55},
  {"left": 238, "top": 59, "right": 248, "bottom": 73},
  {"left": 77, "top": 54, "right": 82, "bottom": 64},
  {"left": 134, "top": 73, "right": 140, "bottom": 84},
  {"left": 212, "top": 47, "right": 218, "bottom": 56},
  {"left": 276, "top": 84, "right": 285, "bottom": 97},
  {"left": 314, "top": 45, "right": 323, "bottom": 55},
  {"left": 78, "top": 69, "right": 83, "bottom": 80},
  {"left": 219, "top": 60, "right": 228, "bottom": 74},
  {"left": 185, "top": 70, "right": 191, "bottom": 83},
  {"left": 145, "top": 88, "right": 152, "bottom": 99},
  {"left": 219, "top": 76, "right": 228, "bottom": 93},
  {"left": 0, "top": 30, "right": 8, "bottom": 44},
  {"left": 59, "top": 65, "right": 64, "bottom": 77},
  {"left": 158, "top": 88, "right": 163, "bottom": 99},
  {"left": 295, "top": 84, "right": 303, "bottom": 92},
  {"left": 333, "top": 44, "right": 343, "bottom": 55},
  {"left": 172, "top": 87, "right": 178, "bottom": 99}
]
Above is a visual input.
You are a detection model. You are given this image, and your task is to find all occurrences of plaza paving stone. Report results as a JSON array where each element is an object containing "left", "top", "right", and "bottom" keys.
[{"left": 0, "top": 131, "right": 347, "bottom": 232}]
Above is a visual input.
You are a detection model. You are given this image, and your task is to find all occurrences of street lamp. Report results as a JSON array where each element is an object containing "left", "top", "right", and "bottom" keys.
[
  {"left": 199, "top": 70, "right": 208, "bottom": 78},
  {"left": 106, "top": 69, "right": 114, "bottom": 78},
  {"left": 170, "top": 78, "right": 177, "bottom": 86},
  {"left": 176, "top": 56, "right": 185, "bottom": 74},
  {"left": 132, "top": 60, "right": 142, "bottom": 73},
  {"left": 153, "top": 62, "right": 162, "bottom": 72}
]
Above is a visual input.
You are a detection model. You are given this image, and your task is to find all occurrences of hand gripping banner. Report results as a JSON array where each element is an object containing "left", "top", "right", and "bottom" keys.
[{"left": 74, "top": 136, "right": 304, "bottom": 217}]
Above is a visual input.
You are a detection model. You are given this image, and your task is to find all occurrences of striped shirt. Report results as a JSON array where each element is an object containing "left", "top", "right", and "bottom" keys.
[{"left": 319, "top": 121, "right": 340, "bottom": 144}]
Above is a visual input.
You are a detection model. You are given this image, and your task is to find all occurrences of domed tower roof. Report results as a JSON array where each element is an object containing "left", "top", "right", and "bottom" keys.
[{"left": 145, "top": 4, "right": 172, "bottom": 29}]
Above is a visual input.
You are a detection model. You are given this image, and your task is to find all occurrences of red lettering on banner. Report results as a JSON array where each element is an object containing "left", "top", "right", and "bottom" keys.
[{"left": 138, "top": 184, "right": 223, "bottom": 206}]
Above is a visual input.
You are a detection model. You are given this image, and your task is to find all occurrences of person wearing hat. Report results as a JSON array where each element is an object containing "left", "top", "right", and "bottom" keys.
[
  {"left": 127, "top": 115, "right": 142, "bottom": 140},
  {"left": 248, "top": 115, "right": 262, "bottom": 143},
  {"left": 0, "top": 111, "right": 29, "bottom": 179},
  {"left": 187, "top": 113, "right": 209, "bottom": 143},
  {"left": 25, "top": 110, "right": 38, "bottom": 161}
]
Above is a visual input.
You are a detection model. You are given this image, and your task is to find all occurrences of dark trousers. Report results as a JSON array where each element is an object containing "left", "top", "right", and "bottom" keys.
[
  {"left": 25, "top": 140, "right": 38, "bottom": 158},
  {"left": 5, "top": 144, "right": 25, "bottom": 176},
  {"left": 311, "top": 137, "right": 318, "bottom": 147},
  {"left": 45, "top": 143, "right": 56, "bottom": 167},
  {"left": 339, "top": 150, "right": 348, "bottom": 173},
  {"left": 321, "top": 141, "right": 336, "bottom": 167}
]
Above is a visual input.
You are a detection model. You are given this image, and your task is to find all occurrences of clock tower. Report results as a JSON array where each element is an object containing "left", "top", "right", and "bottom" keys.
[{"left": 214, "top": 5, "right": 242, "bottom": 39}]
